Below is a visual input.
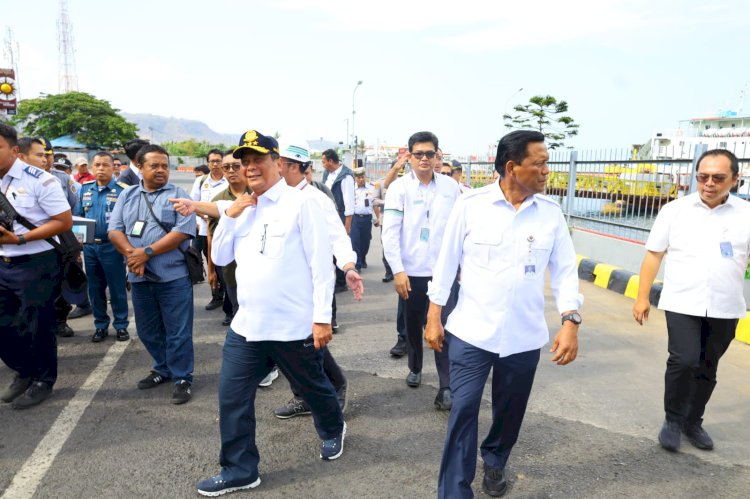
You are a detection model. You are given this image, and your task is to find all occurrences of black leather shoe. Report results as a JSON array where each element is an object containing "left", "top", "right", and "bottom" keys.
[
  {"left": 482, "top": 464, "right": 508, "bottom": 497},
  {"left": 205, "top": 298, "right": 223, "bottom": 311},
  {"left": 658, "top": 419, "right": 682, "bottom": 452},
  {"left": 116, "top": 329, "right": 130, "bottom": 341},
  {"left": 1, "top": 375, "right": 31, "bottom": 403},
  {"left": 382, "top": 274, "right": 394, "bottom": 283},
  {"left": 11, "top": 381, "right": 52, "bottom": 410},
  {"left": 56, "top": 323, "right": 74, "bottom": 337},
  {"left": 68, "top": 305, "right": 93, "bottom": 319},
  {"left": 221, "top": 315, "right": 233, "bottom": 326},
  {"left": 92, "top": 329, "right": 109, "bottom": 342},
  {"left": 390, "top": 338, "right": 407, "bottom": 357},
  {"left": 434, "top": 387, "right": 452, "bottom": 411},
  {"left": 684, "top": 422, "right": 714, "bottom": 450},
  {"left": 362, "top": 262, "right": 367, "bottom": 269},
  {"left": 406, "top": 371, "right": 421, "bottom": 387}
]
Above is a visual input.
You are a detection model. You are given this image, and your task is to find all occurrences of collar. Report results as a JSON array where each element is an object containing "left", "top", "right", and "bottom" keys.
[
  {"left": 7, "top": 158, "right": 27, "bottom": 180},
  {"left": 129, "top": 163, "right": 140, "bottom": 176},
  {"left": 294, "top": 179, "right": 308, "bottom": 190},
  {"left": 494, "top": 179, "right": 537, "bottom": 209},
  {"left": 207, "top": 174, "right": 225, "bottom": 185},
  {"left": 689, "top": 191, "right": 736, "bottom": 210},
  {"left": 137, "top": 180, "right": 172, "bottom": 194},
  {"left": 330, "top": 165, "right": 342, "bottom": 177},
  {"left": 259, "top": 177, "right": 287, "bottom": 202}
]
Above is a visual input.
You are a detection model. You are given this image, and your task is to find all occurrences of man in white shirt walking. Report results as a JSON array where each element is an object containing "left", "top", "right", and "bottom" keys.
[
  {"left": 197, "top": 130, "right": 345, "bottom": 497},
  {"left": 382, "top": 131, "right": 461, "bottom": 410},
  {"left": 425, "top": 130, "right": 583, "bottom": 498},
  {"left": 633, "top": 148, "right": 750, "bottom": 454}
]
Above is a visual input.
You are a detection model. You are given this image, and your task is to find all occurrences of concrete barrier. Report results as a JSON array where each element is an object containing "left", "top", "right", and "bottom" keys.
[{"left": 577, "top": 254, "right": 750, "bottom": 345}]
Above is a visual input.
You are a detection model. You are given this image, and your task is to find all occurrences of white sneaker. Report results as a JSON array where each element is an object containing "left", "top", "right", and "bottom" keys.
[{"left": 258, "top": 367, "right": 279, "bottom": 387}]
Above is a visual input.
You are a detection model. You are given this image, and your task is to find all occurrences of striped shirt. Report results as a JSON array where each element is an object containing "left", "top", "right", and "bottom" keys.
[{"left": 108, "top": 181, "right": 196, "bottom": 283}]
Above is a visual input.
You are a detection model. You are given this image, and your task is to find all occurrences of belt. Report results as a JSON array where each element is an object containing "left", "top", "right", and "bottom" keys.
[
  {"left": 1, "top": 249, "right": 57, "bottom": 264},
  {"left": 92, "top": 238, "right": 110, "bottom": 244},
  {"left": 354, "top": 214, "right": 372, "bottom": 218}
]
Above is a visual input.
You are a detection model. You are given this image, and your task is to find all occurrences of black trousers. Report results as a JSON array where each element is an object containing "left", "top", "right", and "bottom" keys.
[
  {"left": 289, "top": 346, "right": 347, "bottom": 395},
  {"left": 664, "top": 311, "right": 737, "bottom": 424},
  {"left": 0, "top": 250, "right": 62, "bottom": 386},
  {"left": 403, "top": 275, "right": 450, "bottom": 389}
]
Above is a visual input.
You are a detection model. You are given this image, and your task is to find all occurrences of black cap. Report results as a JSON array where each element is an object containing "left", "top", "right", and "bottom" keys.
[
  {"left": 53, "top": 157, "right": 73, "bottom": 170},
  {"left": 233, "top": 130, "right": 279, "bottom": 159},
  {"left": 36, "top": 136, "right": 53, "bottom": 153}
]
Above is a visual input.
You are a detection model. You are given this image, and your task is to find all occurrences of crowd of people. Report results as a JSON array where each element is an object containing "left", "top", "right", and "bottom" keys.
[{"left": 0, "top": 122, "right": 748, "bottom": 497}]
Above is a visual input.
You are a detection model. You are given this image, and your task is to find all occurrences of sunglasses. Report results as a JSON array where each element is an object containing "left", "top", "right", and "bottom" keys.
[
  {"left": 411, "top": 151, "right": 437, "bottom": 160},
  {"left": 696, "top": 173, "right": 729, "bottom": 183},
  {"left": 439, "top": 171, "right": 451, "bottom": 175},
  {"left": 222, "top": 163, "right": 243, "bottom": 172}
]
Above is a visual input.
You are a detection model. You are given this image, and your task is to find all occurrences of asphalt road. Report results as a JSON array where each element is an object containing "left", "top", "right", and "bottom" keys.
[{"left": 1, "top": 171, "right": 749, "bottom": 498}]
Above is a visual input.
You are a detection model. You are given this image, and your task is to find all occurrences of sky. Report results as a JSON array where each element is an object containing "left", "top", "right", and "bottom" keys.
[{"left": 3, "top": 0, "right": 750, "bottom": 158}]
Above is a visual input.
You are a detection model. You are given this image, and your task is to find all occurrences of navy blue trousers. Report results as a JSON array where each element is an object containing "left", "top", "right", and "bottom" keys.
[
  {"left": 0, "top": 250, "right": 61, "bottom": 386},
  {"left": 131, "top": 276, "right": 194, "bottom": 383},
  {"left": 218, "top": 329, "right": 344, "bottom": 482},
  {"left": 350, "top": 214, "right": 372, "bottom": 269},
  {"left": 84, "top": 242, "right": 129, "bottom": 330},
  {"left": 438, "top": 334, "right": 540, "bottom": 499}
]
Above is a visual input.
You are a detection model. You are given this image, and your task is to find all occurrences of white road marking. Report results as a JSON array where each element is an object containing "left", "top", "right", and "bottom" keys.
[{"left": 2, "top": 340, "right": 129, "bottom": 499}]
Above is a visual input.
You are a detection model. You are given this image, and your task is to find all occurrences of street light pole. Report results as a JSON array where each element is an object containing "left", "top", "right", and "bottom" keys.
[
  {"left": 344, "top": 118, "right": 349, "bottom": 149},
  {"left": 352, "top": 80, "right": 362, "bottom": 165},
  {"left": 502, "top": 87, "right": 524, "bottom": 135}
]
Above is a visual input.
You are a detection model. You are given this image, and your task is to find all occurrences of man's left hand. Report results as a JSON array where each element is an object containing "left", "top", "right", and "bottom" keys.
[
  {"left": 0, "top": 227, "right": 21, "bottom": 245},
  {"left": 550, "top": 323, "right": 579, "bottom": 365},
  {"left": 126, "top": 247, "right": 150, "bottom": 269},
  {"left": 312, "top": 322, "right": 333, "bottom": 350},
  {"left": 345, "top": 270, "right": 364, "bottom": 301}
]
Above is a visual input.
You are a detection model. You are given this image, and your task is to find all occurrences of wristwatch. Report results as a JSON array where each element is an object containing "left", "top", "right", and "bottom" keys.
[
  {"left": 561, "top": 312, "right": 582, "bottom": 325},
  {"left": 17, "top": 234, "right": 26, "bottom": 245},
  {"left": 144, "top": 245, "right": 154, "bottom": 257}
]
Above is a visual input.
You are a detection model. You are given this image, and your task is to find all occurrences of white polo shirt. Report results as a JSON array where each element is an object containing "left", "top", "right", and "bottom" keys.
[
  {"left": 0, "top": 159, "right": 71, "bottom": 257},
  {"left": 211, "top": 178, "right": 334, "bottom": 341},
  {"left": 427, "top": 181, "right": 583, "bottom": 357},
  {"left": 646, "top": 192, "right": 750, "bottom": 318},
  {"left": 191, "top": 174, "right": 228, "bottom": 236},
  {"left": 382, "top": 171, "right": 461, "bottom": 276}
]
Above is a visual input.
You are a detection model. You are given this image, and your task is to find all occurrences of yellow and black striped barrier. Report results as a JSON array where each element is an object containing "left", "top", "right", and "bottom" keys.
[{"left": 576, "top": 255, "right": 750, "bottom": 345}]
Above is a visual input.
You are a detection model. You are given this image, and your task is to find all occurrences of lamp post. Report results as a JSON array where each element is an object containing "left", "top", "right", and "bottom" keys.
[
  {"left": 502, "top": 87, "right": 524, "bottom": 135},
  {"left": 352, "top": 80, "right": 363, "bottom": 164},
  {"left": 344, "top": 118, "right": 349, "bottom": 151}
]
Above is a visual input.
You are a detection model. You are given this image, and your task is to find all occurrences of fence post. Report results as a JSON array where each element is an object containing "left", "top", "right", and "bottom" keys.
[
  {"left": 565, "top": 151, "right": 578, "bottom": 224},
  {"left": 465, "top": 161, "right": 472, "bottom": 186},
  {"left": 687, "top": 144, "right": 708, "bottom": 195}
]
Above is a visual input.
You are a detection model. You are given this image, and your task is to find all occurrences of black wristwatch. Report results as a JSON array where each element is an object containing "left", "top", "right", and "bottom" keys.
[
  {"left": 17, "top": 234, "right": 26, "bottom": 245},
  {"left": 561, "top": 312, "right": 582, "bottom": 325},
  {"left": 144, "top": 245, "right": 154, "bottom": 257}
]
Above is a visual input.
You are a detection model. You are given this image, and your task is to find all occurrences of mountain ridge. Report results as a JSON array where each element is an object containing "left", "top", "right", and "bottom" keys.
[{"left": 122, "top": 112, "right": 237, "bottom": 145}]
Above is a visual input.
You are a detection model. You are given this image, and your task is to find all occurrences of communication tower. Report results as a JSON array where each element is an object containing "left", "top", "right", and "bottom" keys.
[{"left": 57, "top": 0, "right": 78, "bottom": 93}]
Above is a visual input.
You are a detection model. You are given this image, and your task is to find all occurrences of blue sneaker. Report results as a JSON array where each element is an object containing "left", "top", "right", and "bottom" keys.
[
  {"left": 196, "top": 474, "right": 260, "bottom": 496},
  {"left": 320, "top": 422, "right": 347, "bottom": 461}
]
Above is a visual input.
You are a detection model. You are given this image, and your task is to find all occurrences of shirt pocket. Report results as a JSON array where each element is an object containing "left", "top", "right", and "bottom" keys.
[
  {"left": 530, "top": 235, "right": 555, "bottom": 268},
  {"left": 261, "top": 224, "right": 286, "bottom": 259},
  {"left": 82, "top": 199, "right": 94, "bottom": 214},
  {"left": 466, "top": 231, "right": 505, "bottom": 271},
  {"left": 13, "top": 194, "right": 35, "bottom": 209},
  {"left": 159, "top": 206, "right": 177, "bottom": 231}
]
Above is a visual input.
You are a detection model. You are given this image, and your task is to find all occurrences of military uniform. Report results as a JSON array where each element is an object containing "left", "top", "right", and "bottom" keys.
[
  {"left": 0, "top": 159, "right": 71, "bottom": 407},
  {"left": 75, "top": 179, "right": 130, "bottom": 338}
]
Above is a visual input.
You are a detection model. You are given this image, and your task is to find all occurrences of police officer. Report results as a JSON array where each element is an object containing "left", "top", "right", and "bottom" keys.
[
  {"left": 0, "top": 123, "right": 73, "bottom": 409},
  {"left": 75, "top": 151, "right": 130, "bottom": 343},
  {"left": 351, "top": 167, "right": 374, "bottom": 272}
]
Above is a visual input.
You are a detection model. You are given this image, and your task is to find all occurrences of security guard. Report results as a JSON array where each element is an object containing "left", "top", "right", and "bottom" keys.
[
  {"left": 351, "top": 167, "right": 374, "bottom": 271},
  {"left": 0, "top": 123, "right": 73, "bottom": 410},
  {"left": 75, "top": 151, "right": 130, "bottom": 342}
]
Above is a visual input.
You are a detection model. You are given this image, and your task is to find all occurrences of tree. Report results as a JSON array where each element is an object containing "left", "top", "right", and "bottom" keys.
[
  {"left": 11, "top": 92, "right": 138, "bottom": 148},
  {"left": 161, "top": 139, "right": 227, "bottom": 159},
  {"left": 503, "top": 95, "right": 579, "bottom": 150}
]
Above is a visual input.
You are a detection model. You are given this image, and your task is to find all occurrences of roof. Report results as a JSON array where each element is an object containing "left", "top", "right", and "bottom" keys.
[{"left": 50, "top": 134, "right": 89, "bottom": 149}]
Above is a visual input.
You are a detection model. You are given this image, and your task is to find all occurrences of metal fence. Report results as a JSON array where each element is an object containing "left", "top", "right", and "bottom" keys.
[{"left": 361, "top": 145, "right": 750, "bottom": 243}]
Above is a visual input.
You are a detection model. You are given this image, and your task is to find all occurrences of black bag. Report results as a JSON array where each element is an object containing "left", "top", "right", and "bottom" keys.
[
  {"left": 0, "top": 191, "right": 88, "bottom": 304},
  {"left": 141, "top": 192, "right": 205, "bottom": 285}
]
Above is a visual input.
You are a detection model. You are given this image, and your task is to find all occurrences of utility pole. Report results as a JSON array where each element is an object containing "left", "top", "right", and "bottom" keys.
[
  {"left": 57, "top": 0, "right": 79, "bottom": 93},
  {"left": 3, "top": 28, "right": 20, "bottom": 101}
]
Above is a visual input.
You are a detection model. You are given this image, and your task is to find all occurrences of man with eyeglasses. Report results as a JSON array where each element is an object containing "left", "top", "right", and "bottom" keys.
[
  {"left": 113, "top": 157, "right": 123, "bottom": 179},
  {"left": 382, "top": 131, "right": 461, "bottom": 410},
  {"left": 206, "top": 151, "right": 252, "bottom": 327},
  {"left": 634, "top": 148, "right": 750, "bottom": 454},
  {"left": 191, "top": 149, "right": 229, "bottom": 312},
  {"left": 108, "top": 144, "right": 196, "bottom": 404}
]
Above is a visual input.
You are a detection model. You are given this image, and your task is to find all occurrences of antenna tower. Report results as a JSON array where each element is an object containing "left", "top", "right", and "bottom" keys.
[
  {"left": 57, "top": 0, "right": 78, "bottom": 93},
  {"left": 3, "top": 27, "right": 20, "bottom": 100}
]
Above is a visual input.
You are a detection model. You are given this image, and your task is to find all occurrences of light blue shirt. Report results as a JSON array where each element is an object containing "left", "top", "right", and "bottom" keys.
[{"left": 108, "top": 181, "right": 196, "bottom": 283}]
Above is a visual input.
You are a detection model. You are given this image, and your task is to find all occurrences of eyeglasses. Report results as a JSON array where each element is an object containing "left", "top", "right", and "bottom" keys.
[
  {"left": 208, "top": 159, "right": 222, "bottom": 164},
  {"left": 282, "top": 162, "right": 299, "bottom": 168},
  {"left": 696, "top": 173, "right": 729, "bottom": 183},
  {"left": 222, "top": 163, "right": 242, "bottom": 172},
  {"left": 411, "top": 151, "right": 436, "bottom": 160},
  {"left": 439, "top": 171, "right": 451, "bottom": 175}
]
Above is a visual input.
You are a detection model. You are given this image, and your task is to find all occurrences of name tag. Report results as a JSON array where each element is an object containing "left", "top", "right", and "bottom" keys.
[
  {"left": 420, "top": 227, "right": 430, "bottom": 242},
  {"left": 720, "top": 241, "right": 733, "bottom": 258}
]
